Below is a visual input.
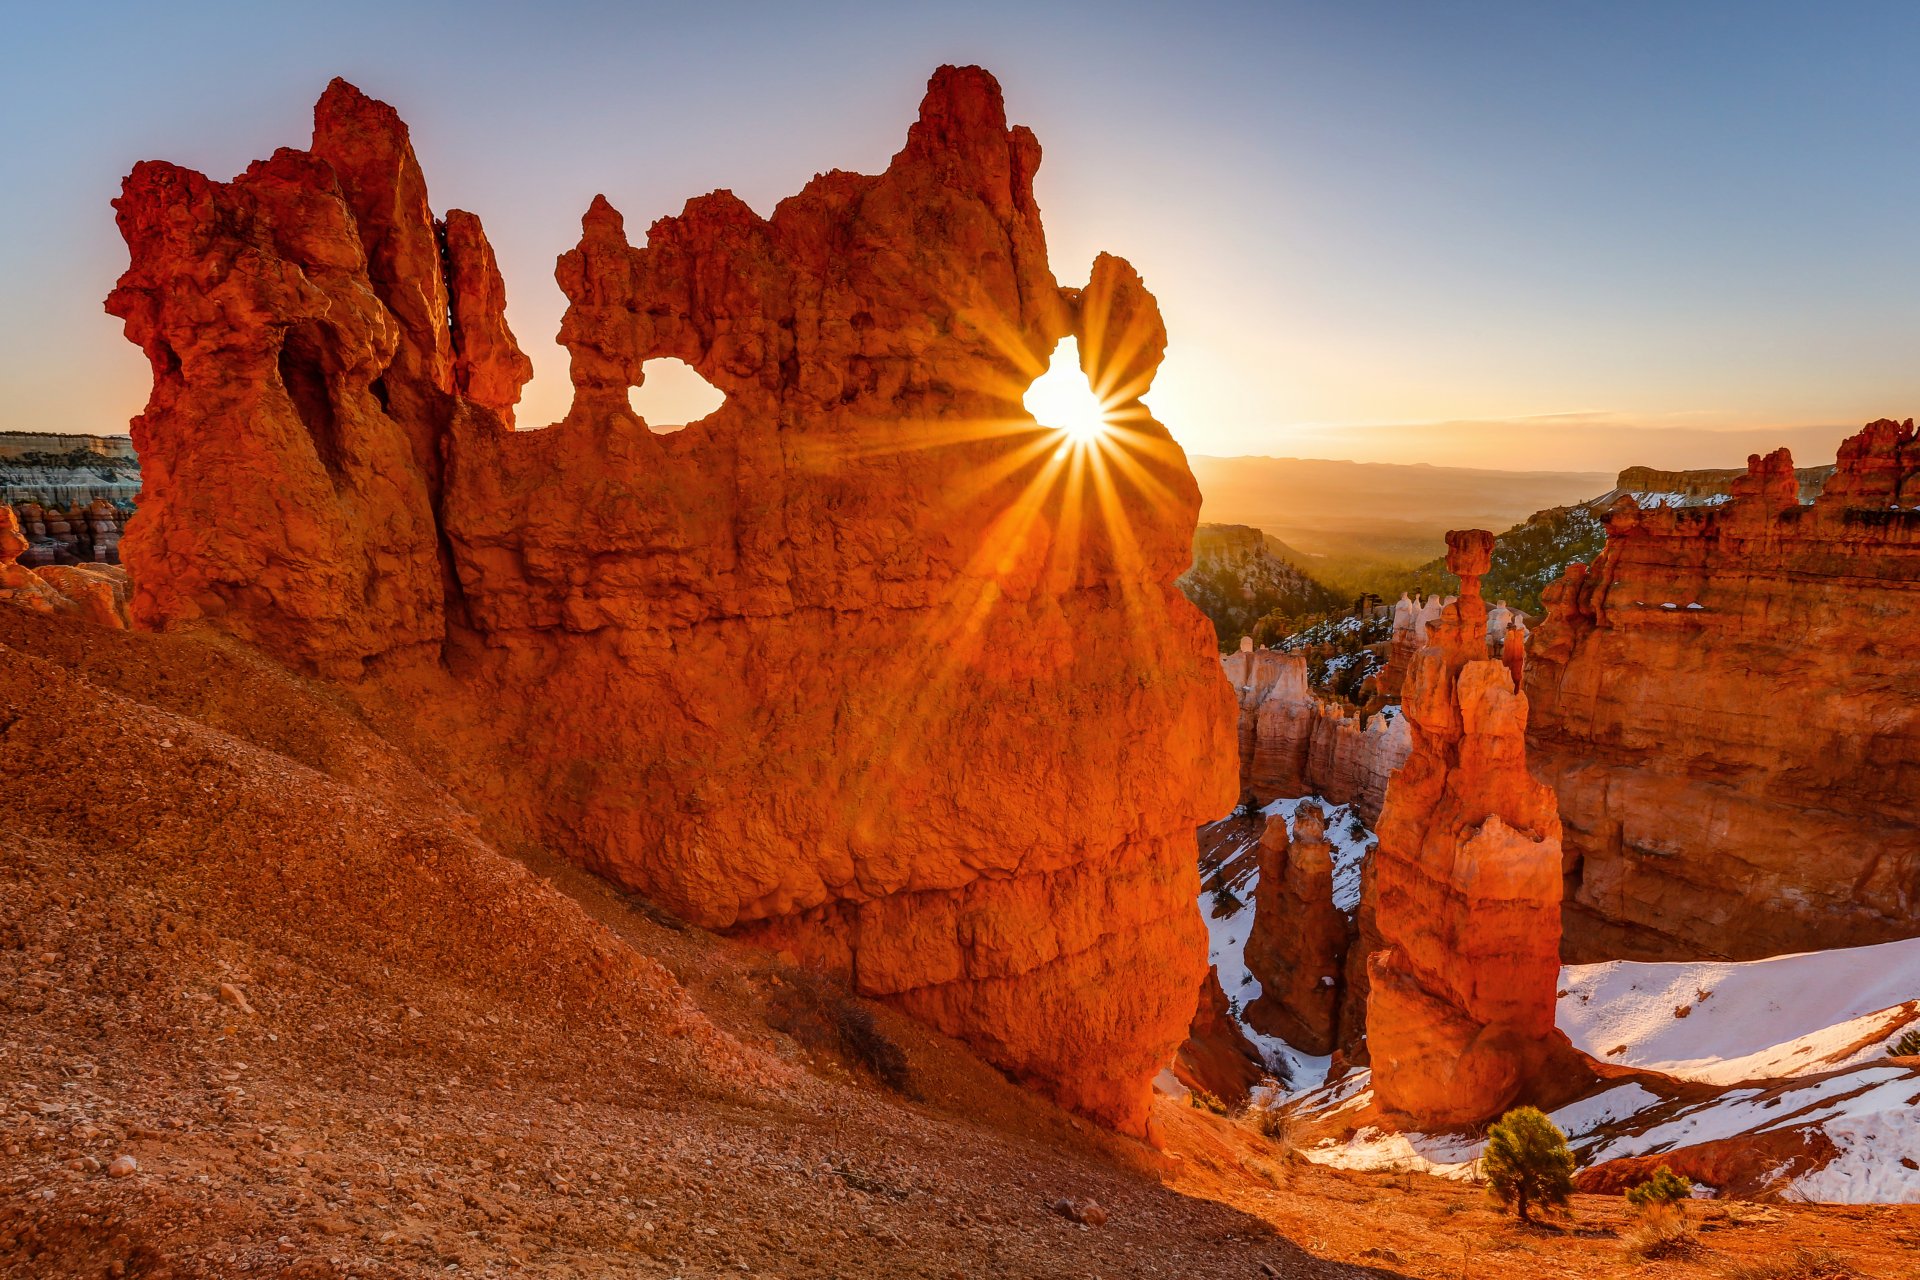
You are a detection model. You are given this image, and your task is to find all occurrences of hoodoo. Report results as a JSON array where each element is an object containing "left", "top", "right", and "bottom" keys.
[
  {"left": 104, "top": 68, "right": 1237, "bottom": 1133},
  {"left": 1529, "top": 422, "right": 1920, "bottom": 961},
  {"left": 1364, "top": 531, "right": 1578, "bottom": 1127}
]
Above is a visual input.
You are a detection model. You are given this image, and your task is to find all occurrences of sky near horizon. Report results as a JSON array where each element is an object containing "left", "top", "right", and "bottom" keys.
[{"left": 4, "top": 0, "right": 1917, "bottom": 473}]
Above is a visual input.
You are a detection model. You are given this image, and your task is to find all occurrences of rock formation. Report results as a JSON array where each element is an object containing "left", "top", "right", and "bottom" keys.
[
  {"left": 8, "top": 499, "right": 127, "bottom": 566},
  {"left": 1222, "top": 640, "right": 1411, "bottom": 822},
  {"left": 1243, "top": 803, "right": 1347, "bottom": 1054},
  {"left": 1365, "top": 530, "right": 1577, "bottom": 1127},
  {"left": 1173, "top": 966, "right": 1268, "bottom": 1106},
  {"left": 1375, "top": 592, "right": 1452, "bottom": 697},
  {"left": 103, "top": 68, "right": 1236, "bottom": 1134},
  {"left": 1591, "top": 461, "right": 1832, "bottom": 508},
  {"left": 0, "top": 506, "right": 129, "bottom": 626},
  {"left": 1529, "top": 422, "right": 1920, "bottom": 962}
]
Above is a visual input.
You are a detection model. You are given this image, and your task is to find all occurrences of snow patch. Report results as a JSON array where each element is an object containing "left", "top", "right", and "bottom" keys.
[{"left": 1558, "top": 936, "right": 1920, "bottom": 1085}]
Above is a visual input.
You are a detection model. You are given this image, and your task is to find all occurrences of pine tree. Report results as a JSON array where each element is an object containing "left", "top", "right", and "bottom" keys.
[{"left": 1482, "top": 1106, "right": 1576, "bottom": 1223}]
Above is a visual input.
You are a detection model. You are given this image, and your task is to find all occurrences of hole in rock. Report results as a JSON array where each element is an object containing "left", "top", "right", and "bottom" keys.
[
  {"left": 1023, "top": 337, "right": 1111, "bottom": 445},
  {"left": 628, "top": 358, "right": 726, "bottom": 434},
  {"left": 278, "top": 323, "right": 345, "bottom": 481}
]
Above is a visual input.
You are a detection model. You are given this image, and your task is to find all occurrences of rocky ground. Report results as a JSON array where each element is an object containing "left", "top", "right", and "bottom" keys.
[{"left": 4, "top": 607, "right": 1916, "bottom": 1279}]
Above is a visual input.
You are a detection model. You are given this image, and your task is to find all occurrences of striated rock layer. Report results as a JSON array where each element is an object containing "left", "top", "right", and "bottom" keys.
[
  {"left": 1221, "top": 640, "right": 1410, "bottom": 823},
  {"left": 1365, "top": 530, "right": 1583, "bottom": 1127},
  {"left": 1530, "top": 423, "right": 1920, "bottom": 962},
  {"left": 105, "top": 68, "right": 1237, "bottom": 1133}
]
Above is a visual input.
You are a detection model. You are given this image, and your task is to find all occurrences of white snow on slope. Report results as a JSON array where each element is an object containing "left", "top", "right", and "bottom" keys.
[
  {"left": 1557, "top": 936, "right": 1920, "bottom": 1085},
  {"left": 1294, "top": 1070, "right": 1920, "bottom": 1203},
  {"left": 1259, "top": 795, "right": 1375, "bottom": 914},
  {"left": 1201, "top": 796, "right": 1375, "bottom": 1091},
  {"left": 1200, "top": 823, "right": 1330, "bottom": 1091},
  {"left": 1295, "top": 1076, "right": 1661, "bottom": 1180}
]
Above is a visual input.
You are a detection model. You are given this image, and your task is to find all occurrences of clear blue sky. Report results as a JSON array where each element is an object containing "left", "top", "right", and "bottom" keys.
[{"left": 4, "top": 0, "right": 1917, "bottom": 470}]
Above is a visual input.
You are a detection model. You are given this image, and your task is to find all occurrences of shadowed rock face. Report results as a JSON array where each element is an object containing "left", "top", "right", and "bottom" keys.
[
  {"left": 105, "top": 67, "right": 1237, "bottom": 1134},
  {"left": 1529, "top": 422, "right": 1920, "bottom": 963}
]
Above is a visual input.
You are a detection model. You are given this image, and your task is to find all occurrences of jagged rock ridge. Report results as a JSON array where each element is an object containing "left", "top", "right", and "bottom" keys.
[{"left": 104, "top": 68, "right": 1237, "bottom": 1133}]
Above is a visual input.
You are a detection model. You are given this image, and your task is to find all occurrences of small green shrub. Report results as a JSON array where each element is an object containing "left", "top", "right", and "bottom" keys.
[
  {"left": 1189, "top": 1088, "right": 1228, "bottom": 1115},
  {"left": 1887, "top": 1027, "right": 1920, "bottom": 1058},
  {"left": 1625, "top": 1165, "right": 1692, "bottom": 1209},
  {"left": 1481, "top": 1106, "right": 1576, "bottom": 1224}
]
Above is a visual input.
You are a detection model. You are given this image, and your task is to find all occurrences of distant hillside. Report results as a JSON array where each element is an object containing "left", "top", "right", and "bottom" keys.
[
  {"left": 1401, "top": 505, "right": 1605, "bottom": 617},
  {"left": 1393, "top": 459, "right": 1838, "bottom": 616},
  {"left": 1178, "top": 523, "right": 1344, "bottom": 650},
  {"left": 1188, "top": 455, "right": 1609, "bottom": 594},
  {"left": 1, "top": 433, "right": 140, "bottom": 506}
]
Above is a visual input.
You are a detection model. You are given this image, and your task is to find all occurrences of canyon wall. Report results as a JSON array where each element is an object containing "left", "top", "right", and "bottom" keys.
[
  {"left": 1365, "top": 531, "right": 1578, "bottom": 1127},
  {"left": 1529, "top": 423, "right": 1920, "bottom": 962},
  {"left": 1221, "top": 640, "right": 1411, "bottom": 823},
  {"left": 105, "top": 69, "right": 1237, "bottom": 1134}
]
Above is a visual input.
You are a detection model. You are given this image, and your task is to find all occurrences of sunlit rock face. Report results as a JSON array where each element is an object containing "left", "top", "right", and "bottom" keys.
[
  {"left": 1221, "top": 642, "right": 1410, "bottom": 823},
  {"left": 105, "top": 67, "right": 1236, "bottom": 1134},
  {"left": 1365, "top": 531, "right": 1580, "bottom": 1128},
  {"left": 1529, "top": 422, "right": 1920, "bottom": 963}
]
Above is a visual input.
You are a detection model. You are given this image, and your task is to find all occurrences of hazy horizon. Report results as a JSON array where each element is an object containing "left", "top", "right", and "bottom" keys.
[{"left": 6, "top": 1, "right": 1917, "bottom": 473}]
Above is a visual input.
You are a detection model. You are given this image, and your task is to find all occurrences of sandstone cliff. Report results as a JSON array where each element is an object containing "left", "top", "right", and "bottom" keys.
[
  {"left": 1530, "top": 422, "right": 1920, "bottom": 962},
  {"left": 1365, "top": 530, "right": 1582, "bottom": 1127},
  {"left": 1221, "top": 640, "right": 1410, "bottom": 823},
  {"left": 104, "top": 68, "right": 1237, "bottom": 1134}
]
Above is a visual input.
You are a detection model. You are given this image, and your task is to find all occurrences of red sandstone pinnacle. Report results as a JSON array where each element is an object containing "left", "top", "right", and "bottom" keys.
[
  {"left": 1244, "top": 803, "right": 1347, "bottom": 1055},
  {"left": 1529, "top": 422, "right": 1920, "bottom": 962},
  {"left": 1365, "top": 529, "right": 1583, "bottom": 1127},
  {"left": 105, "top": 67, "right": 1238, "bottom": 1135}
]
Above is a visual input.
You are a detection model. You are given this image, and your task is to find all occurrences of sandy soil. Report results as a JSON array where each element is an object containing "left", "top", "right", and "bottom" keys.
[{"left": 3, "top": 608, "right": 1915, "bottom": 1279}]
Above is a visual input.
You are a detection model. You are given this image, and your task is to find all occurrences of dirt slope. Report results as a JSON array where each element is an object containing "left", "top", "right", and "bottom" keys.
[{"left": 0, "top": 609, "right": 1379, "bottom": 1279}]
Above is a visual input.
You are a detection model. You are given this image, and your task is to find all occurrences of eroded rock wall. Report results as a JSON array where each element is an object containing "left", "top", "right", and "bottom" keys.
[
  {"left": 1529, "top": 424, "right": 1920, "bottom": 962},
  {"left": 105, "top": 68, "right": 1237, "bottom": 1134},
  {"left": 1243, "top": 804, "right": 1346, "bottom": 1054},
  {"left": 1222, "top": 641, "right": 1410, "bottom": 823}
]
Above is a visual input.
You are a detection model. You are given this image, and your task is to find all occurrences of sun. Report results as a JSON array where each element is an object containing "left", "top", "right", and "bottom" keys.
[{"left": 1023, "top": 336, "right": 1113, "bottom": 445}]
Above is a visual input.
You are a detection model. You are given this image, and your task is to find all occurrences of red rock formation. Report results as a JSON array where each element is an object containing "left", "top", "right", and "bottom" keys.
[
  {"left": 0, "top": 506, "right": 129, "bottom": 627},
  {"left": 1224, "top": 647, "right": 1411, "bottom": 822},
  {"left": 1174, "top": 966, "right": 1268, "bottom": 1106},
  {"left": 1244, "top": 804, "right": 1347, "bottom": 1055},
  {"left": 1366, "top": 530, "right": 1580, "bottom": 1127},
  {"left": 1529, "top": 422, "right": 1920, "bottom": 962},
  {"left": 105, "top": 68, "right": 1236, "bottom": 1134}
]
